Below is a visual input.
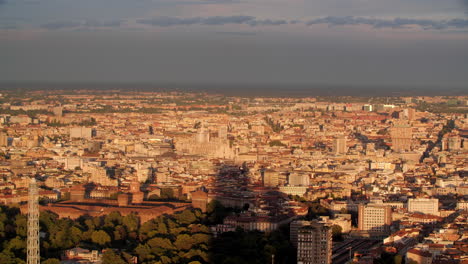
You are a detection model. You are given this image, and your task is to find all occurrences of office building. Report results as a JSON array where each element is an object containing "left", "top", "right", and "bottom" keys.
[
  {"left": 390, "top": 124, "right": 412, "bottom": 152},
  {"left": 358, "top": 204, "right": 392, "bottom": 235},
  {"left": 288, "top": 173, "right": 310, "bottom": 186},
  {"left": 263, "top": 170, "right": 279, "bottom": 187},
  {"left": 296, "top": 221, "right": 332, "bottom": 264},
  {"left": 333, "top": 135, "right": 347, "bottom": 155},
  {"left": 407, "top": 198, "right": 439, "bottom": 216},
  {"left": 70, "top": 127, "right": 93, "bottom": 139}
]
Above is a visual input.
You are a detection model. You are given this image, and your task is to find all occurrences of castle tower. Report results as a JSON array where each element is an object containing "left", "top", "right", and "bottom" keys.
[
  {"left": 129, "top": 175, "right": 141, "bottom": 193},
  {"left": 390, "top": 123, "right": 412, "bottom": 152},
  {"left": 333, "top": 135, "right": 347, "bottom": 155},
  {"left": 191, "top": 189, "right": 209, "bottom": 212},
  {"left": 130, "top": 175, "right": 143, "bottom": 204},
  {"left": 195, "top": 125, "right": 210, "bottom": 143},
  {"left": 218, "top": 125, "right": 228, "bottom": 140},
  {"left": 27, "top": 178, "right": 40, "bottom": 264}
]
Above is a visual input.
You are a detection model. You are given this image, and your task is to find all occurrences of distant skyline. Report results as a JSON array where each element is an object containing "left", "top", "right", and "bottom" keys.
[{"left": 1, "top": 0, "right": 468, "bottom": 87}]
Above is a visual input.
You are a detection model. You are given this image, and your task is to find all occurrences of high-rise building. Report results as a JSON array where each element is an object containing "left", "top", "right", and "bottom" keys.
[
  {"left": 52, "top": 106, "right": 63, "bottom": 117},
  {"left": 70, "top": 127, "right": 93, "bottom": 139},
  {"left": 0, "top": 132, "right": 8, "bottom": 146},
  {"left": 218, "top": 125, "right": 228, "bottom": 140},
  {"left": 447, "top": 136, "right": 462, "bottom": 151},
  {"left": 195, "top": 126, "right": 210, "bottom": 143},
  {"left": 263, "top": 170, "right": 279, "bottom": 187},
  {"left": 403, "top": 108, "right": 416, "bottom": 121},
  {"left": 290, "top": 220, "right": 311, "bottom": 247},
  {"left": 288, "top": 173, "right": 310, "bottom": 186},
  {"left": 390, "top": 123, "right": 412, "bottom": 152},
  {"left": 358, "top": 204, "right": 392, "bottom": 235},
  {"left": 407, "top": 198, "right": 439, "bottom": 216},
  {"left": 27, "top": 178, "right": 40, "bottom": 264},
  {"left": 296, "top": 221, "right": 332, "bottom": 264},
  {"left": 333, "top": 135, "right": 347, "bottom": 155}
]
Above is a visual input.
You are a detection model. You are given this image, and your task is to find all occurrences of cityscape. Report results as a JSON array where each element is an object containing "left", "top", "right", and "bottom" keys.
[
  {"left": 0, "top": 89, "right": 466, "bottom": 264},
  {"left": 1, "top": 0, "right": 468, "bottom": 263}
]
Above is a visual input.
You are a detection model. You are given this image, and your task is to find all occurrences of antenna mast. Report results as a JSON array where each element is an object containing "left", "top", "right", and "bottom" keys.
[{"left": 27, "top": 178, "right": 40, "bottom": 264}]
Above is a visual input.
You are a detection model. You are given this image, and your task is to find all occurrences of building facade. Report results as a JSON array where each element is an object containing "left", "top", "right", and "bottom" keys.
[
  {"left": 407, "top": 198, "right": 439, "bottom": 216},
  {"left": 358, "top": 204, "right": 392, "bottom": 235},
  {"left": 296, "top": 221, "right": 332, "bottom": 264}
]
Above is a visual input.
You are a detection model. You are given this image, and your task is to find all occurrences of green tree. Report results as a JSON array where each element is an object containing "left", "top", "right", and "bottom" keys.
[
  {"left": 156, "top": 219, "right": 168, "bottom": 234},
  {"left": 101, "top": 249, "right": 127, "bottom": 264},
  {"left": 84, "top": 218, "right": 97, "bottom": 231},
  {"left": 47, "top": 218, "right": 77, "bottom": 249},
  {"left": 104, "top": 211, "right": 122, "bottom": 228},
  {"left": 0, "top": 250, "right": 26, "bottom": 264},
  {"left": 192, "top": 233, "right": 211, "bottom": 245},
  {"left": 39, "top": 211, "right": 59, "bottom": 233},
  {"left": 6, "top": 236, "right": 26, "bottom": 256},
  {"left": 174, "top": 210, "right": 197, "bottom": 225},
  {"left": 135, "top": 244, "right": 153, "bottom": 262},
  {"left": 183, "top": 249, "right": 208, "bottom": 261},
  {"left": 190, "top": 224, "right": 210, "bottom": 234},
  {"left": 174, "top": 234, "right": 193, "bottom": 250},
  {"left": 332, "top": 225, "right": 343, "bottom": 241},
  {"left": 160, "top": 255, "right": 172, "bottom": 264},
  {"left": 91, "top": 230, "right": 111, "bottom": 246},
  {"left": 122, "top": 213, "right": 139, "bottom": 232},
  {"left": 14, "top": 215, "right": 27, "bottom": 237},
  {"left": 41, "top": 258, "right": 61, "bottom": 264},
  {"left": 147, "top": 237, "right": 175, "bottom": 250},
  {"left": 139, "top": 220, "right": 157, "bottom": 241},
  {"left": 70, "top": 226, "right": 82, "bottom": 245},
  {"left": 113, "top": 225, "right": 127, "bottom": 241}
]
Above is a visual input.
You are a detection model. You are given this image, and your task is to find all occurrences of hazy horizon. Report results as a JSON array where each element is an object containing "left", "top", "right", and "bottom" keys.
[
  {"left": 0, "top": 81, "right": 466, "bottom": 97},
  {"left": 1, "top": 0, "right": 468, "bottom": 88}
]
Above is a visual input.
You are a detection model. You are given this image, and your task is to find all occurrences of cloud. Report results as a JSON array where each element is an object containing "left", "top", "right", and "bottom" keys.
[
  {"left": 306, "top": 16, "right": 468, "bottom": 30},
  {"left": 461, "top": 0, "right": 468, "bottom": 14},
  {"left": 84, "top": 19, "right": 124, "bottom": 27},
  {"left": 137, "top": 16, "right": 258, "bottom": 26},
  {"left": 41, "top": 20, "right": 125, "bottom": 30},
  {"left": 289, "top": 20, "right": 302, "bottom": 24},
  {"left": 137, "top": 15, "right": 288, "bottom": 27},
  {"left": 202, "top": 16, "right": 254, "bottom": 25},
  {"left": 446, "top": 18, "right": 468, "bottom": 27},
  {"left": 215, "top": 31, "right": 258, "bottom": 35},
  {"left": 41, "top": 21, "right": 81, "bottom": 30},
  {"left": 39, "top": 15, "right": 468, "bottom": 31},
  {"left": 247, "top": 19, "right": 288, "bottom": 26},
  {"left": 136, "top": 17, "right": 203, "bottom": 27}
]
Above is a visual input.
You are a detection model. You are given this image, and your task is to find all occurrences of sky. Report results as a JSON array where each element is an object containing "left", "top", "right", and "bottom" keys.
[{"left": 1, "top": 0, "right": 468, "bottom": 88}]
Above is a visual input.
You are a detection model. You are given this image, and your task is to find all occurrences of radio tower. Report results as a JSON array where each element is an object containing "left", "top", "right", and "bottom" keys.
[{"left": 27, "top": 177, "right": 40, "bottom": 264}]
